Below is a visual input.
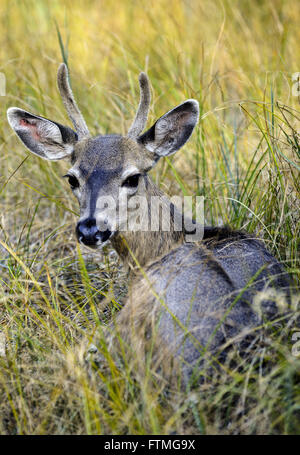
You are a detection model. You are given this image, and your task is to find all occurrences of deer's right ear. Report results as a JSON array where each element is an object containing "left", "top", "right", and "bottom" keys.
[{"left": 7, "top": 108, "right": 78, "bottom": 161}]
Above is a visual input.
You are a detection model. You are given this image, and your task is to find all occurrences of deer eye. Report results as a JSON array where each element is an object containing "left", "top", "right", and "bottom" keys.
[
  {"left": 122, "top": 174, "right": 141, "bottom": 189},
  {"left": 63, "top": 174, "right": 79, "bottom": 190}
]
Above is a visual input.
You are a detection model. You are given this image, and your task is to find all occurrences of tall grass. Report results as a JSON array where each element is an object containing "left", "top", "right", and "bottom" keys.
[{"left": 0, "top": 0, "right": 299, "bottom": 434}]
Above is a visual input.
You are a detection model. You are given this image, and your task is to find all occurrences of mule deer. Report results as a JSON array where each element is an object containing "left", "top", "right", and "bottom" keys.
[{"left": 7, "top": 64, "right": 290, "bottom": 378}]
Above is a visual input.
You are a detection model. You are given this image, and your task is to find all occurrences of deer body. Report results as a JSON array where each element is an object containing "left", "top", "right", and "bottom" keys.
[
  {"left": 110, "top": 227, "right": 288, "bottom": 374},
  {"left": 7, "top": 65, "right": 290, "bottom": 375}
]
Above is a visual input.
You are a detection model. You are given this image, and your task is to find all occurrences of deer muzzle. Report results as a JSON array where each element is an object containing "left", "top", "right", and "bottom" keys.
[{"left": 76, "top": 218, "right": 112, "bottom": 247}]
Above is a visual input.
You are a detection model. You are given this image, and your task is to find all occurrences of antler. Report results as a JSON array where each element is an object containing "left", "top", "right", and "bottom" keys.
[
  {"left": 57, "top": 63, "right": 90, "bottom": 140},
  {"left": 127, "top": 72, "right": 151, "bottom": 139}
]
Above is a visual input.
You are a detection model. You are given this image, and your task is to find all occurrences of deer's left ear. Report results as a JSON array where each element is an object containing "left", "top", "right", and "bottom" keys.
[
  {"left": 137, "top": 99, "right": 199, "bottom": 158},
  {"left": 7, "top": 107, "right": 78, "bottom": 161}
]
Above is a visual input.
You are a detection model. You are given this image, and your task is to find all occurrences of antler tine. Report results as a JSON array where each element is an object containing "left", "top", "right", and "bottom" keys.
[
  {"left": 127, "top": 72, "right": 151, "bottom": 139},
  {"left": 57, "top": 63, "right": 90, "bottom": 140}
]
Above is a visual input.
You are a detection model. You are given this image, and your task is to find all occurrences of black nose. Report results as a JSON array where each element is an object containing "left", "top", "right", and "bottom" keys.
[{"left": 76, "top": 218, "right": 111, "bottom": 246}]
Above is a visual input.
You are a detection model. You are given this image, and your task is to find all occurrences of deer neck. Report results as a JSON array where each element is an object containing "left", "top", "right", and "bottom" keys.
[{"left": 111, "top": 175, "right": 185, "bottom": 270}]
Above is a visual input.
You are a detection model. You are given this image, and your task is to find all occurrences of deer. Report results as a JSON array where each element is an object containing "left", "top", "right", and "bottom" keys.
[{"left": 7, "top": 64, "right": 290, "bottom": 380}]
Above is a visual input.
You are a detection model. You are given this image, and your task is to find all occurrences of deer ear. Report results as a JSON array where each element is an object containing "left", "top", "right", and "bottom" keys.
[
  {"left": 137, "top": 99, "right": 199, "bottom": 158},
  {"left": 7, "top": 108, "right": 78, "bottom": 161}
]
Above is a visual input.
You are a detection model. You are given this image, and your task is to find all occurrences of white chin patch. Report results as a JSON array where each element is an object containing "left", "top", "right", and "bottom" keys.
[
  {"left": 97, "top": 239, "right": 110, "bottom": 250},
  {"left": 96, "top": 231, "right": 116, "bottom": 250}
]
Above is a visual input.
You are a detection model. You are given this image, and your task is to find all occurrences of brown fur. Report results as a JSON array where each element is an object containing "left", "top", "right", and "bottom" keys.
[{"left": 111, "top": 176, "right": 185, "bottom": 270}]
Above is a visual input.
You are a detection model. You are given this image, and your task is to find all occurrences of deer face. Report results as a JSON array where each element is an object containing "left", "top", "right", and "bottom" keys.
[
  {"left": 7, "top": 65, "right": 199, "bottom": 248},
  {"left": 66, "top": 135, "right": 155, "bottom": 247}
]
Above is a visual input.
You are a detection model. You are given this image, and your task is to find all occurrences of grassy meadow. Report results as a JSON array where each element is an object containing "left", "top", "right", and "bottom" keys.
[{"left": 0, "top": 0, "right": 299, "bottom": 435}]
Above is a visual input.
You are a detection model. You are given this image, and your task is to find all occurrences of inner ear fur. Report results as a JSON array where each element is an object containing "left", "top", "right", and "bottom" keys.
[
  {"left": 7, "top": 107, "right": 78, "bottom": 161},
  {"left": 137, "top": 99, "right": 199, "bottom": 158}
]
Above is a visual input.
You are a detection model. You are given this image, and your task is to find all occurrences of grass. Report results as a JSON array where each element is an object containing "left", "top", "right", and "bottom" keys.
[{"left": 0, "top": 0, "right": 299, "bottom": 435}]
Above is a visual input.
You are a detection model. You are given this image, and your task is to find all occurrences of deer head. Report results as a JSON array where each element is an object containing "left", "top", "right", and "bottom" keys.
[{"left": 7, "top": 64, "right": 199, "bottom": 250}]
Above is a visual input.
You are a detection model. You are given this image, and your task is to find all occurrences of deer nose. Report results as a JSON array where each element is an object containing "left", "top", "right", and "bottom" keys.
[{"left": 76, "top": 218, "right": 111, "bottom": 246}]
